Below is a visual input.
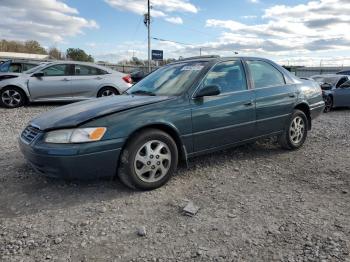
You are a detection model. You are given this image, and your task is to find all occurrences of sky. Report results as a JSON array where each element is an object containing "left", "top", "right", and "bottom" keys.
[{"left": 1, "top": 0, "right": 350, "bottom": 66}]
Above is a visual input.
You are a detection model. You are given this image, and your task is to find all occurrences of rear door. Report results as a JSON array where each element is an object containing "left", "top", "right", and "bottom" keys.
[
  {"left": 245, "top": 59, "right": 297, "bottom": 136},
  {"left": 28, "top": 64, "right": 73, "bottom": 100},
  {"left": 70, "top": 64, "right": 106, "bottom": 99},
  {"left": 191, "top": 59, "right": 256, "bottom": 152}
]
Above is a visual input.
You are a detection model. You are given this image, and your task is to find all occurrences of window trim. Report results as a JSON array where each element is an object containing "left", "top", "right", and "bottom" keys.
[
  {"left": 244, "top": 59, "right": 287, "bottom": 90},
  {"left": 191, "top": 59, "right": 249, "bottom": 98}
]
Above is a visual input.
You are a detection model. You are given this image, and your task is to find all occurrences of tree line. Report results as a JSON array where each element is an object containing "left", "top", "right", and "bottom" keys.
[{"left": 0, "top": 39, "right": 94, "bottom": 62}]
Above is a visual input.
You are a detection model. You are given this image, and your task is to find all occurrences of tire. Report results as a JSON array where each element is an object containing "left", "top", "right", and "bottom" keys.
[
  {"left": 0, "top": 86, "right": 27, "bottom": 108},
  {"left": 118, "top": 129, "right": 178, "bottom": 190},
  {"left": 97, "top": 87, "right": 119, "bottom": 97},
  {"left": 278, "top": 109, "right": 308, "bottom": 150},
  {"left": 324, "top": 95, "right": 333, "bottom": 113}
]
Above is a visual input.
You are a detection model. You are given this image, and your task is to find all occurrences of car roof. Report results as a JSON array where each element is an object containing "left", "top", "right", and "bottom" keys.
[{"left": 311, "top": 74, "right": 348, "bottom": 78}]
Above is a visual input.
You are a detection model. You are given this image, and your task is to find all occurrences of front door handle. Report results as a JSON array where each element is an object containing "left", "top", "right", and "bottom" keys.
[
  {"left": 243, "top": 100, "right": 254, "bottom": 106},
  {"left": 61, "top": 78, "right": 70, "bottom": 81}
]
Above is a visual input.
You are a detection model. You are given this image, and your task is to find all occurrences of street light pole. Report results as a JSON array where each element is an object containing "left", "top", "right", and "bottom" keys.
[{"left": 147, "top": 0, "right": 151, "bottom": 73}]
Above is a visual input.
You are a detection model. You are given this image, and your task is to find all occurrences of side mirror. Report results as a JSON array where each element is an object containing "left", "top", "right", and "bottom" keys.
[
  {"left": 32, "top": 72, "right": 44, "bottom": 78},
  {"left": 195, "top": 85, "right": 221, "bottom": 98}
]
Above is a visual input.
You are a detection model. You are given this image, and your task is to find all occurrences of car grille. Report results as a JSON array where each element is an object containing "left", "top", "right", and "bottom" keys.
[{"left": 21, "top": 126, "right": 41, "bottom": 143}]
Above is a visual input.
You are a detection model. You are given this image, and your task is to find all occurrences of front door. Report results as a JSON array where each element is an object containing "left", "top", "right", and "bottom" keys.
[
  {"left": 191, "top": 60, "right": 256, "bottom": 152},
  {"left": 28, "top": 64, "right": 73, "bottom": 101},
  {"left": 333, "top": 80, "right": 350, "bottom": 107},
  {"left": 245, "top": 59, "right": 298, "bottom": 135}
]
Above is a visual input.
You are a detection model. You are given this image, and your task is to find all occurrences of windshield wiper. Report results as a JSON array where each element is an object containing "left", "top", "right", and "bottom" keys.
[{"left": 130, "top": 90, "right": 156, "bottom": 96}]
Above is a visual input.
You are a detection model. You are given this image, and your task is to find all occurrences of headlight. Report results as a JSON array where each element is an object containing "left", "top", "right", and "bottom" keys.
[{"left": 44, "top": 127, "right": 107, "bottom": 143}]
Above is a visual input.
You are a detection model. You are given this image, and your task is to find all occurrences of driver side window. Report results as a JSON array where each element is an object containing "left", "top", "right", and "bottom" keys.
[
  {"left": 336, "top": 77, "right": 348, "bottom": 88},
  {"left": 203, "top": 60, "right": 247, "bottom": 94},
  {"left": 42, "top": 64, "right": 70, "bottom": 77}
]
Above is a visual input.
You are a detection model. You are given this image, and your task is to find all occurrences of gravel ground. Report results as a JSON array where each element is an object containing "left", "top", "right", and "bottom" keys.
[{"left": 0, "top": 104, "right": 349, "bottom": 262}]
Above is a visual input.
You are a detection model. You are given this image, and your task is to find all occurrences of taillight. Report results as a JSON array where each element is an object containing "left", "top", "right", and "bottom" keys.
[{"left": 122, "top": 75, "right": 133, "bottom": 84}]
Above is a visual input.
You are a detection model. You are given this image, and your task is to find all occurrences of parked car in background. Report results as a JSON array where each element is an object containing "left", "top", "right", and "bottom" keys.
[
  {"left": 0, "top": 59, "right": 40, "bottom": 73},
  {"left": 130, "top": 70, "right": 148, "bottom": 83},
  {"left": 336, "top": 70, "right": 350, "bottom": 76},
  {"left": 311, "top": 74, "right": 350, "bottom": 112},
  {"left": 19, "top": 56, "right": 324, "bottom": 190},
  {"left": 0, "top": 61, "right": 133, "bottom": 108}
]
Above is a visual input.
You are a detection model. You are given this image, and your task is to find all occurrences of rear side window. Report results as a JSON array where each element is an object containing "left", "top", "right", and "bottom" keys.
[
  {"left": 247, "top": 60, "right": 285, "bottom": 89},
  {"left": 42, "top": 64, "right": 70, "bottom": 76},
  {"left": 75, "top": 65, "right": 105, "bottom": 76},
  {"left": 203, "top": 60, "right": 247, "bottom": 94}
]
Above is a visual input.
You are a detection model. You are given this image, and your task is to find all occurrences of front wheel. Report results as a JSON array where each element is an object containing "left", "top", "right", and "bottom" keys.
[
  {"left": 278, "top": 110, "right": 308, "bottom": 150},
  {"left": 118, "top": 129, "right": 178, "bottom": 190},
  {"left": 0, "top": 87, "right": 26, "bottom": 108},
  {"left": 324, "top": 95, "right": 333, "bottom": 113}
]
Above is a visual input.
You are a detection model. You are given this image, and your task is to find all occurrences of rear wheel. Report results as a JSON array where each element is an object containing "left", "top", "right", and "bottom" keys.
[
  {"left": 0, "top": 87, "right": 26, "bottom": 108},
  {"left": 118, "top": 129, "right": 178, "bottom": 190},
  {"left": 97, "top": 87, "right": 119, "bottom": 97},
  {"left": 278, "top": 109, "right": 308, "bottom": 150},
  {"left": 324, "top": 95, "right": 333, "bottom": 112}
]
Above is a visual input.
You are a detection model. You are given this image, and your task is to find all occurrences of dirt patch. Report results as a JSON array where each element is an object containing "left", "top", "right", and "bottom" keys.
[{"left": 0, "top": 105, "right": 349, "bottom": 261}]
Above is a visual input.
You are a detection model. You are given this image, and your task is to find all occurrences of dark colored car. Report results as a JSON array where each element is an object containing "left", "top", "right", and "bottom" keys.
[
  {"left": 130, "top": 70, "right": 148, "bottom": 83},
  {"left": 336, "top": 70, "right": 350, "bottom": 76},
  {"left": 311, "top": 74, "right": 350, "bottom": 112},
  {"left": 19, "top": 56, "right": 325, "bottom": 190},
  {"left": 0, "top": 59, "right": 40, "bottom": 73}
]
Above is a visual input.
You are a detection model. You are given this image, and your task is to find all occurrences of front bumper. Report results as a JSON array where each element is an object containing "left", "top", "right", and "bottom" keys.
[{"left": 19, "top": 135, "right": 124, "bottom": 180}]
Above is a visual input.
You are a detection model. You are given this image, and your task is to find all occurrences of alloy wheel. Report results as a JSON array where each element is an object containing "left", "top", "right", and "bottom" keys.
[
  {"left": 324, "top": 96, "right": 332, "bottom": 112},
  {"left": 133, "top": 140, "right": 171, "bottom": 183},
  {"left": 1, "top": 89, "right": 22, "bottom": 107},
  {"left": 289, "top": 116, "right": 305, "bottom": 144},
  {"left": 101, "top": 89, "right": 115, "bottom": 97}
]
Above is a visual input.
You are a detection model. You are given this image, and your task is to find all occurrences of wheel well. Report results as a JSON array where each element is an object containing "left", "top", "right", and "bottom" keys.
[
  {"left": 122, "top": 124, "right": 187, "bottom": 164},
  {"left": 97, "top": 86, "right": 120, "bottom": 96},
  {"left": 295, "top": 103, "right": 311, "bottom": 130},
  {"left": 2, "top": 85, "right": 28, "bottom": 102}
]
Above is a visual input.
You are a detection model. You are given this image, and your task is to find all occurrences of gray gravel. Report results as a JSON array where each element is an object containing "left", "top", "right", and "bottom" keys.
[{"left": 0, "top": 104, "right": 349, "bottom": 261}]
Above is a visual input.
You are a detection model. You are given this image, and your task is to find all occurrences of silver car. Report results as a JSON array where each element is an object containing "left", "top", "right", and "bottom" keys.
[{"left": 0, "top": 61, "right": 132, "bottom": 108}]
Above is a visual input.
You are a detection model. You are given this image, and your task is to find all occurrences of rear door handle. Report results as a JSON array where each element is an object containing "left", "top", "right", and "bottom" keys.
[
  {"left": 288, "top": 93, "right": 296, "bottom": 98},
  {"left": 95, "top": 77, "right": 103, "bottom": 80},
  {"left": 61, "top": 78, "right": 70, "bottom": 81},
  {"left": 243, "top": 100, "right": 254, "bottom": 106}
]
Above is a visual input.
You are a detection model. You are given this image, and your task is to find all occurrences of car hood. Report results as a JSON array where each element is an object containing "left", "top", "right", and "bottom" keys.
[{"left": 30, "top": 95, "right": 174, "bottom": 131}]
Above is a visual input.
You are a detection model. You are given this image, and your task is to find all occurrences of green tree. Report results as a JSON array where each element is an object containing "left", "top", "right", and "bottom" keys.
[
  {"left": 66, "top": 48, "right": 94, "bottom": 62},
  {"left": 0, "top": 39, "right": 47, "bottom": 54},
  {"left": 48, "top": 47, "right": 64, "bottom": 60}
]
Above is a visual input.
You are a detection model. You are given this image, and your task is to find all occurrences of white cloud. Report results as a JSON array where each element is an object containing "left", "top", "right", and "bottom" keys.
[
  {"left": 0, "top": 0, "right": 98, "bottom": 43},
  {"left": 202, "top": 0, "right": 350, "bottom": 62},
  {"left": 165, "top": 17, "right": 183, "bottom": 24},
  {"left": 105, "top": 0, "right": 198, "bottom": 24}
]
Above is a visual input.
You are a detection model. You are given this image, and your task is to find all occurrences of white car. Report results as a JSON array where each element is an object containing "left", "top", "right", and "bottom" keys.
[{"left": 0, "top": 61, "right": 133, "bottom": 108}]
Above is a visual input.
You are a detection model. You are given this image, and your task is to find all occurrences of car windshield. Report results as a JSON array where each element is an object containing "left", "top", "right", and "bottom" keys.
[
  {"left": 0, "top": 60, "right": 11, "bottom": 72},
  {"left": 25, "top": 63, "right": 51, "bottom": 74},
  {"left": 312, "top": 76, "right": 339, "bottom": 86},
  {"left": 127, "top": 61, "right": 208, "bottom": 96}
]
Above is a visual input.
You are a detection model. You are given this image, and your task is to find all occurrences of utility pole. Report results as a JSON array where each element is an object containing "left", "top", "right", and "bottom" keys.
[
  {"left": 147, "top": 0, "right": 151, "bottom": 73},
  {"left": 199, "top": 48, "right": 202, "bottom": 56}
]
